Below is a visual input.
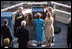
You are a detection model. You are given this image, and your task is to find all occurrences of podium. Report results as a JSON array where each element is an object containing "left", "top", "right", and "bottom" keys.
[{"left": 32, "top": 6, "right": 45, "bottom": 19}]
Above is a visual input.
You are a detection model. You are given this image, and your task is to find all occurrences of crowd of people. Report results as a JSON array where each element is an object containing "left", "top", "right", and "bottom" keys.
[
  {"left": 1, "top": 5, "right": 71, "bottom": 48},
  {"left": 13, "top": 6, "right": 56, "bottom": 48}
]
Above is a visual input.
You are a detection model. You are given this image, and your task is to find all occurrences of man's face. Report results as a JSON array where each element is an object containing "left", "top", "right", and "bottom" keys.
[
  {"left": 19, "top": 8, "right": 23, "bottom": 12},
  {"left": 46, "top": 6, "right": 48, "bottom": 8},
  {"left": 7, "top": 22, "right": 8, "bottom": 25}
]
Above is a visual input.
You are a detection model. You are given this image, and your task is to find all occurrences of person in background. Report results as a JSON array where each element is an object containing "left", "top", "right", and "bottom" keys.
[
  {"left": 46, "top": 5, "right": 50, "bottom": 13},
  {"left": 1, "top": 38, "right": 12, "bottom": 48},
  {"left": 67, "top": 18, "right": 71, "bottom": 48},
  {"left": 49, "top": 7, "right": 56, "bottom": 24},
  {"left": 24, "top": 13, "right": 29, "bottom": 20},
  {"left": 1, "top": 19, "right": 12, "bottom": 47},
  {"left": 14, "top": 20, "right": 29, "bottom": 48},
  {"left": 34, "top": 13, "right": 45, "bottom": 46},
  {"left": 14, "top": 7, "right": 24, "bottom": 33},
  {"left": 44, "top": 5, "right": 50, "bottom": 19},
  {"left": 25, "top": 13, "right": 36, "bottom": 47},
  {"left": 44, "top": 12, "right": 54, "bottom": 47}
]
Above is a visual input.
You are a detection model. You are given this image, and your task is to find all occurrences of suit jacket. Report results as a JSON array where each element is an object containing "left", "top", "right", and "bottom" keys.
[
  {"left": 1, "top": 24, "right": 12, "bottom": 41},
  {"left": 14, "top": 26, "right": 29, "bottom": 48},
  {"left": 67, "top": 22, "right": 71, "bottom": 47}
]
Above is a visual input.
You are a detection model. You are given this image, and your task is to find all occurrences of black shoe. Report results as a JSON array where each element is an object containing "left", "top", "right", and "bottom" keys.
[{"left": 37, "top": 44, "right": 40, "bottom": 46}]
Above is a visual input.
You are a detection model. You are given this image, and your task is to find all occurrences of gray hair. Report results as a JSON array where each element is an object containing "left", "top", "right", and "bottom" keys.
[
  {"left": 49, "top": 7, "right": 53, "bottom": 11},
  {"left": 21, "top": 20, "right": 26, "bottom": 27},
  {"left": 18, "top": 7, "right": 23, "bottom": 10}
]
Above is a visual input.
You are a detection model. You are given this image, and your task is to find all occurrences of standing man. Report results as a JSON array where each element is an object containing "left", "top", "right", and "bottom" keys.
[
  {"left": 67, "top": 18, "right": 71, "bottom": 48},
  {"left": 14, "top": 20, "right": 29, "bottom": 48},
  {"left": 49, "top": 7, "right": 56, "bottom": 24},
  {"left": 1, "top": 19, "right": 12, "bottom": 47},
  {"left": 14, "top": 7, "right": 25, "bottom": 33}
]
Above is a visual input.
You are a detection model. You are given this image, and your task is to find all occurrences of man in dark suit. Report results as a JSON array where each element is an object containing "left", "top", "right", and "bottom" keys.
[
  {"left": 14, "top": 20, "right": 29, "bottom": 48},
  {"left": 14, "top": 7, "right": 25, "bottom": 33},
  {"left": 1, "top": 19, "right": 12, "bottom": 47},
  {"left": 67, "top": 18, "right": 71, "bottom": 48}
]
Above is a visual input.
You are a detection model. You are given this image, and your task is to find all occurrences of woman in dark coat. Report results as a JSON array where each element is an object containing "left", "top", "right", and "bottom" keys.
[{"left": 25, "top": 13, "right": 35, "bottom": 46}]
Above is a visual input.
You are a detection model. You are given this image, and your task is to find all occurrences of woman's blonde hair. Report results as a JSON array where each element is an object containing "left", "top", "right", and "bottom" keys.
[
  {"left": 46, "top": 12, "right": 52, "bottom": 19},
  {"left": 18, "top": 7, "right": 23, "bottom": 10},
  {"left": 4, "top": 38, "right": 10, "bottom": 45}
]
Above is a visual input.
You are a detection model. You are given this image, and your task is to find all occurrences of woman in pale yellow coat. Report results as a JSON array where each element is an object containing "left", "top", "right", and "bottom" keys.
[{"left": 45, "top": 12, "right": 54, "bottom": 47}]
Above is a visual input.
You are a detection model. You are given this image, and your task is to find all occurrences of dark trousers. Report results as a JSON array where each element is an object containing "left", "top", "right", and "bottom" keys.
[{"left": 19, "top": 43, "right": 28, "bottom": 48}]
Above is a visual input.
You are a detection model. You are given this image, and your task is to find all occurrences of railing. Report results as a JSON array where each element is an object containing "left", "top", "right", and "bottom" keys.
[
  {"left": 1, "top": 2, "right": 24, "bottom": 12},
  {"left": 51, "top": 1, "right": 71, "bottom": 24},
  {"left": 51, "top": 1, "right": 71, "bottom": 9},
  {"left": 1, "top": 2, "right": 48, "bottom": 24},
  {"left": 1, "top": 1, "right": 71, "bottom": 24},
  {"left": 1, "top": 2, "right": 47, "bottom": 12}
]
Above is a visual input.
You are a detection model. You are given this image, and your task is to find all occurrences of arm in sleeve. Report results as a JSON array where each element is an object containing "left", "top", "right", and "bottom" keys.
[
  {"left": 43, "top": 20, "right": 45, "bottom": 27},
  {"left": 42, "top": 20, "right": 45, "bottom": 30},
  {"left": 53, "top": 13, "right": 56, "bottom": 24},
  {"left": 14, "top": 28, "right": 19, "bottom": 37},
  {"left": 8, "top": 27, "right": 13, "bottom": 41}
]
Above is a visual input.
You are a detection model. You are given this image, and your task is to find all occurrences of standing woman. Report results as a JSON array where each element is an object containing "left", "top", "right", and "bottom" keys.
[
  {"left": 26, "top": 13, "right": 35, "bottom": 46},
  {"left": 34, "top": 13, "right": 45, "bottom": 46},
  {"left": 45, "top": 12, "right": 54, "bottom": 47}
]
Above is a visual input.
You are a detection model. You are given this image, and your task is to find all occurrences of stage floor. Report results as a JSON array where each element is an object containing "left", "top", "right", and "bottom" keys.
[{"left": 1, "top": 21, "right": 68, "bottom": 48}]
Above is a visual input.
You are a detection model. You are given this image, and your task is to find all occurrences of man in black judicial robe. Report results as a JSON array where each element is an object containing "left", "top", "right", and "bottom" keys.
[
  {"left": 14, "top": 7, "right": 25, "bottom": 33},
  {"left": 14, "top": 20, "right": 29, "bottom": 48}
]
